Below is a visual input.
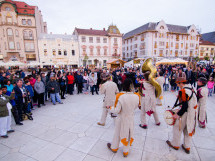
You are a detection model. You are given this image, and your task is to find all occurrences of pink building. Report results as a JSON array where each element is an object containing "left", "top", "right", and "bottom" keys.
[{"left": 73, "top": 25, "right": 122, "bottom": 67}]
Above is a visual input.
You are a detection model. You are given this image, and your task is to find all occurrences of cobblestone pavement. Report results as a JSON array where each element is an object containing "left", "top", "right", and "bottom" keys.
[{"left": 0, "top": 91, "right": 215, "bottom": 161}]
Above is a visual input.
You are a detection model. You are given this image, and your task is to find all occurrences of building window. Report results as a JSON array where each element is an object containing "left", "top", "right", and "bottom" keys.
[
  {"left": 58, "top": 50, "right": 61, "bottom": 55},
  {"left": 44, "top": 49, "right": 47, "bottom": 56},
  {"left": 114, "top": 38, "right": 118, "bottom": 44},
  {"left": 89, "top": 37, "right": 93, "bottom": 43},
  {"left": 23, "top": 30, "right": 34, "bottom": 40},
  {"left": 27, "top": 19, "right": 32, "bottom": 26},
  {"left": 15, "top": 30, "right": 19, "bottom": 37},
  {"left": 24, "top": 42, "right": 35, "bottom": 52},
  {"left": 90, "top": 48, "right": 93, "bottom": 55},
  {"left": 103, "top": 38, "right": 107, "bottom": 43},
  {"left": 53, "top": 49, "right": 56, "bottom": 56},
  {"left": 181, "top": 43, "right": 183, "bottom": 48},
  {"left": 104, "top": 48, "right": 107, "bottom": 55},
  {"left": 0, "top": 54, "right": 3, "bottom": 60},
  {"left": 130, "top": 45, "right": 132, "bottom": 50},
  {"left": 17, "top": 42, "right": 20, "bottom": 50},
  {"left": 176, "top": 43, "right": 179, "bottom": 49},
  {"left": 159, "top": 41, "right": 165, "bottom": 46},
  {"left": 103, "top": 60, "right": 107, "bottom": 66},
  {"left": 72, "top": 50, "right": 75, "bottom": 56},
  {"left": 134, "top": 37, "right": 137, "bottom": 41},
  {"left": 83, "top": 49, "right": 86, "bottom": 56},
  {"left": 134, "top": 44, "right": 138, "bottom": 48},
  {"left": 9, "top": 42, "right": 15, "bottom": 50},
  {"left": 97, "top": 48, "right": 100, "bottom": 55},
  {"left": 6, "top": 17, "right": 12, "bottom": 24},
  {"left": 154, "top": 42, "right": 157, "bottom": 48},
  {"left": 22, "top": 19, "right": 26, "bottom": 25},
  {"left": 81, "top": 36, "right": 86, "bottom": 42},
  {"left": 5, "top": 7, "right": 11, "bottom": 11},
  {"left": 7, "top": 28, "right": 13, "bottom": 36},
  {"left": 64, "top": 50, "right": 67, "bottom": 56},
  {"left": 96, "top": 37, "right": 100, "bottom": 43}
]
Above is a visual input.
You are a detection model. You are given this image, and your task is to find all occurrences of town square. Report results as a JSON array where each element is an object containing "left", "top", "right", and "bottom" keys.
[{"left": 0, "top": 0, "right": 215, "bottom": 161}]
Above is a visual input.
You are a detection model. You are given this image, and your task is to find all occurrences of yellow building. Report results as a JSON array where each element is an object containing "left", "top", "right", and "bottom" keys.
[
  {"left": 199, "top": 40, "right": 215, "bottom": 60},
  {"left": 0, "top": 0, "right": 47, "bottom": 63}
]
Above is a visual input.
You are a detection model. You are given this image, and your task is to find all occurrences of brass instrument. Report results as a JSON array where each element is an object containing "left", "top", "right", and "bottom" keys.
[{"left": 141, "top": 58, "right": 161, "bottom": 98}]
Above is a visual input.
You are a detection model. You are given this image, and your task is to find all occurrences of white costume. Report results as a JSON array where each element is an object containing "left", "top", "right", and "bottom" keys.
[
  {"left": 110, "top": 92, "right": 139, "bottom": 155},
  {"left": 156, "top": 76, "right": 165, "bottom": 105},
  {"left": 99, "top": 81, "right": 119, "bottom": 124}
]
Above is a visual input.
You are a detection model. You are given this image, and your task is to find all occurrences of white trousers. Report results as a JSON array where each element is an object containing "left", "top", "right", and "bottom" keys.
[{"left": 0, "top": 109, "right": 12, "bottom": 136}]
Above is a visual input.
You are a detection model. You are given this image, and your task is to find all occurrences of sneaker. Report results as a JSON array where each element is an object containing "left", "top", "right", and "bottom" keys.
[
  {"left": 16, "top": 122, "right": 23, "bottom": 126},
  {"left": 53, "top": 103, "right": 56, "bottom": 105},
  {"left": 156, "top": 122, "right": 161, "bottom": 126},
  {"left": 42, "top": 104, "right": 46, "bottom": 106},
  {"left": 97, "top": 122, "right": 105, "bottom": 126},
  {"left": 1, "top": 135, "right": 8, "bottom": 138},
  {"left": 38, "top": 105, "right": 41, "bottom": 108},
  {"left": 59, "top": 102, "right": 63, "bottom": 104},
  {"left": 7, "top": 130, "right": 15, "bottom": 133},
  {"left": 139, "top": 124, "right": 147, "bottom": 129}
]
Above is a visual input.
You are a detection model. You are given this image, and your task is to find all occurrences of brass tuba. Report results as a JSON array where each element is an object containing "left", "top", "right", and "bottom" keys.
[{"left": 141, "top": 58, "right": 161, "bottom": 98}]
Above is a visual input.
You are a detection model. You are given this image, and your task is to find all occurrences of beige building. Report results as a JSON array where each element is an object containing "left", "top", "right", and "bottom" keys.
[
  {"left": 123, "top": 20, "right": 200, "bottom": 61},
  {"left": 0, "top": 0, "right": 47, "bottom": 63},
  {"left": 199, "top": 40, "right": 215, "bottom": 60},
  {"left": 38, "top": 34, "right": 79, "bottom": 67}
]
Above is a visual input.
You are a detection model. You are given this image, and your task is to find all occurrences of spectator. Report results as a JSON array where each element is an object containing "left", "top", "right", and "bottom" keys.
[
  {"left": 67, "top": 72, "right": 74, "bottom": 95},
  {"left": 76, "top": 71, "right": 83, "bottom": 94},
  {"left": 89, "top": 73, "right": 98, "bottom": 95},
  {"left": 59, "top": 72, "right": 67, "bottom": 99},
  {"left": 34, "top": 76, "right": 45, "bottom": 108},
  {"left": 47, "top": 76, "right": 63, "bottom": 105}
]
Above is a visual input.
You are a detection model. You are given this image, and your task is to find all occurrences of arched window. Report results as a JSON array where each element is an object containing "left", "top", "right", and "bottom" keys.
[
  {"left": 160, "top": 26, "right": 164, "bottom": 29},
  {"left": 7, "top": 28, "right": 13, "bottom": 36},
  {"left": 23, "top": 30, "right": 34, "bottom": 40}
]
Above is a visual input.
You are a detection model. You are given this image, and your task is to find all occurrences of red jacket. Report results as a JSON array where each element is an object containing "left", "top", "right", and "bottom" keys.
[{"left": 67, "top": 75, "right": 74, "bottom": 84}]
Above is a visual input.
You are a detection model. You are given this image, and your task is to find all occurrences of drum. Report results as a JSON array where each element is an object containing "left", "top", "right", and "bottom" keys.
[{"left": 164, "top": 110, "right": 176, "bottom": 126}]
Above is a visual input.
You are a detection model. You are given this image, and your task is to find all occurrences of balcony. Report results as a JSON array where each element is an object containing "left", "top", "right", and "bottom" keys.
[
  {"left": 112, "top": 54, "right": 120, "bottom": 58},
  {"left": 24, "top": 36, "right": 34, "bottom": 40}
]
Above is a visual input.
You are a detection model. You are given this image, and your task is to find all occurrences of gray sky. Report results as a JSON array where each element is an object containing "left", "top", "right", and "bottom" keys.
[{"left": 24, "top": 0, "right": 215, "bottom": 35}]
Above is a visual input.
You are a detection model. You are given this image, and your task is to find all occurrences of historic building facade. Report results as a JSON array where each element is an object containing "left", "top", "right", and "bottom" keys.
[
  {"left": 38, "top": 34, "right": 79, "bottom": 67},
  {"left": 73, "top": 25, "right": 122, "bottom": 67},
  {"left": 199, "top": 40, "right": 215, "bottom": 60},
  {"left": 122, "top": 20, "right": 200, "bottom": 61},
  {"left": 0, "top": 0, "right": 47, "bottom": 63}
]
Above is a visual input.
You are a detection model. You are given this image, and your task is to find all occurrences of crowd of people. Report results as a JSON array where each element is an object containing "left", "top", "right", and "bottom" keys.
[{"left": 0, "top": 62, "right": 214, "bottom": 157}]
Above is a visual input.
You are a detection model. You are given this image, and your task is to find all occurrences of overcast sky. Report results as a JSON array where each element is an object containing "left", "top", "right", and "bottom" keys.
[{"left": 24, "top": 0, "right": 215, "bottom": 35}]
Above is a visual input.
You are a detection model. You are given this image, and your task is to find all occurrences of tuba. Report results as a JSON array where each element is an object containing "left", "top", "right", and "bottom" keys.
[{"left": 141, "top": 58, "right": 161, "bottom": 98}]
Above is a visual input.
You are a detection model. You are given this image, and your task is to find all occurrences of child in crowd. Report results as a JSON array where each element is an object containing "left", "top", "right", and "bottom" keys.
[
  {"left": 25, "top": 80, "right": 34, "bottom": 110},
  {"left": 164, "top": 74, "right": 169, "bottom": 91},
  {"left": 207, "top": 77, "right": 214, "bottom": 97}
]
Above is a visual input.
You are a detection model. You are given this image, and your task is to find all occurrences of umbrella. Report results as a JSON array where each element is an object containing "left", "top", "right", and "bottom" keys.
[
  {"left": 28, "top": 61, "right": 41, "bottom": 66},
  {"left": 42, "top": 62, "right": 55, "bottom": 65},
  {"left": 0, "top": 61, "right": 6, "bottom": 66},
  {"left": 156, "top": 58, "right": 172, "bottom": 65},
  {"left": 5, "top": 61, "right": 25, "bottom": 66}
]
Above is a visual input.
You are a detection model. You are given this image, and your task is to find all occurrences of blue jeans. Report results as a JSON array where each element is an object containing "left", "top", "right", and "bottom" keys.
[
  {"left": 164, "top": 84, "right": 169, "bottom": 91},
  {"left": 208, "top": 88, "right": 213, "bottom": 97},
  {"left": 50, "top": 93, "right": 62, "bottom": 104}
]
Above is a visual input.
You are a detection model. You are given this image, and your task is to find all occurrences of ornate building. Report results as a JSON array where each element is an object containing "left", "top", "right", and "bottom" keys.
[
  {"left": 73, "top": 25, "right": 122, "bottom": 67},
  {"left": 38, "top": 33, "right": 79, "bottom": 67},
  {"left": 199, "top": 40, "right": 215, "bottom": 60},
  {"left": 122, "top": 20, "right": 200, "bottom": 61},
  {"left": 0, "top": 0, "right": 47, "bottom": 63}
]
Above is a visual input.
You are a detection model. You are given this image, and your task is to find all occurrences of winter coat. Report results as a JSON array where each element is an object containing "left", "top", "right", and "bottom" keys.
[
  {"left": 0, "top": 93, "right": 15, "bottom": 117},
  {"left": 47, "top": 80, "right": 60, "bottom": 93},
  {"left": 34, "top": 81, "right": 45, "bottom": 94}
]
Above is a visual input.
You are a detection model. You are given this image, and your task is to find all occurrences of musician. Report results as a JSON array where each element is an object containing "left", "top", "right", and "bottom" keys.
[
  {"left": 166, "top": 77, "right": 198, "bottom": 154},
  {"left": 139, "top": 71, "right": 160, "bottom": 129},
  {"left": 97, "top": 75, "right": 119, "bottom": 126},
  {"left": 156, "top": 71, "right": 165, "bottom": 106},
  {"left": 106, "top": 78, "right": 140, "bottom": 157},
  {"left": 197, "top": 77, "right": 208, "bottom": 128}
]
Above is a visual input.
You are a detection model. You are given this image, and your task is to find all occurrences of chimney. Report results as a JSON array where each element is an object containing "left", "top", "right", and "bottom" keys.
[
  {"left": 90, "top": 28, "right": 92, "bottom": 30},
  {"left": 103, "top": 28, "right": 105, "bottom": 31}
]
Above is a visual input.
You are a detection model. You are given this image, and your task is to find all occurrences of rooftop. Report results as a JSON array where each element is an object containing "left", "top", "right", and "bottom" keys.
[
  {"left": 201, "top": 31, "right": 215, "bottom": 43},
  {"left": 75, "top": 28, "right": 108, "bottom": 36},
  {"left": 123, "top": 22, "right": 194, "bottom": 39},
  {"left": 0, "top": 0, "right": 35, "bottom": 15},
  {"left": 200, "top": 40, "right": 215, "bottom": 46},
  {"left": 39, "top": 33, "right": 77, "bottom": 41}
]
